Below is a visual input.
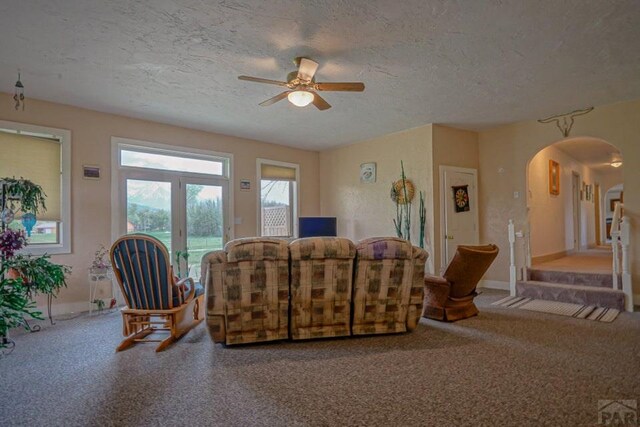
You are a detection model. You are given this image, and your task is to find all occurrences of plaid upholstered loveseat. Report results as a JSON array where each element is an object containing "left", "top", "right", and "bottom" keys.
[{"left": 202, "top": 236, "right": 428, "bottom": 345}]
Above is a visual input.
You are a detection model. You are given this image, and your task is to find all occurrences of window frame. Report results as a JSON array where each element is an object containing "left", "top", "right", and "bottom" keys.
[
  {"left": 0, "top": 120, "right": 71, "bottom": 255},
  {"left": 256, "top": 158, "right": 300, "bottom": 238},
  {"left": 110, "top": 137, "right": 235, "bottom": 245}
]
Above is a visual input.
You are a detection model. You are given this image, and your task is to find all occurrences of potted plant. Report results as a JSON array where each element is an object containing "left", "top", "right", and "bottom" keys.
[
  {"left": 0, "top": 273, "right": 42, "bottom": 350},
  {"left": 6, "top": 255, "right": 71, "bottom": 299},
  {"left": 0, "top": 177, "right": 47, "bottom": 215},
  {"left": 90, "top": 245, "right": 111, "bottom": 275}
]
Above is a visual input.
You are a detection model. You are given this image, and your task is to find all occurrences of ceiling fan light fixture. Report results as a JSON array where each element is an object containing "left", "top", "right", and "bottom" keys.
[
  {"left": 610, "top": 160, "right": 622, "bottom": 168},
  {"left": 288, "top": 90, "right": 314, "bottom": 107}
]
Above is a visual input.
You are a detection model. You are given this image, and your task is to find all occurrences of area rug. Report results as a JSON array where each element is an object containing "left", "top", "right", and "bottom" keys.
[{"left": 492, "top": 295, "right": 619, "bottom": 323}]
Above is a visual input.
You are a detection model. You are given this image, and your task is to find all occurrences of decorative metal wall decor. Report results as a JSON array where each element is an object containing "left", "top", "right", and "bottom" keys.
[
  {"left": 14, "top": 72, "right": 25, "bottom": 111},
  {"left": 538, "top": 107, "right": 594, "bottom": 137}
]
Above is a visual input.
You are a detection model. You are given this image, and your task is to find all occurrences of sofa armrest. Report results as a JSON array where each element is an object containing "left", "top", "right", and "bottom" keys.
[
  {"left": 423, "top": 275, "right": 451, "bottom": 319},
  {"left": 201, "top": 250, "right": 227, "bottom": 343}
]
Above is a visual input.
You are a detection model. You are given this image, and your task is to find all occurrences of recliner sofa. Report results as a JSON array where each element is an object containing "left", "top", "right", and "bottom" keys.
[{"left": 202, "top": 236, "right": 428, "bottom": 345}]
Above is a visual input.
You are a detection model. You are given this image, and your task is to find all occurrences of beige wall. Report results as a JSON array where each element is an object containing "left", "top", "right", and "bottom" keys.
[
  {"left": 319, "top": 124, "right": 435, "bottom": 272},
  {"left": 432, "top": 125, "right": 479, "bottom": 272},
  {"left": 527, "top": 144, "right": 600, "bottom": 258},
  {"left": 478, "top": 98, "right": 640, "bottom": 299},
  {"left": 0, "top": 93, "right": 320, "bottom": 312}
]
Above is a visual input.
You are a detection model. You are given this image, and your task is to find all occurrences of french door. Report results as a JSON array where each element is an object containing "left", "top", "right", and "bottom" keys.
[{"left": 119, "top": 170, "right": 229, "bottom": 281}]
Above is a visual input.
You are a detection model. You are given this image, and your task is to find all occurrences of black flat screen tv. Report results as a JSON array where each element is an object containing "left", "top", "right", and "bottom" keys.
[{"left": 299, "top": 217, "right": 337, "bottom": 238}]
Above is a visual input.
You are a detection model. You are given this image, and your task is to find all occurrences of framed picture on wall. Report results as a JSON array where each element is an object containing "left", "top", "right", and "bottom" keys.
[
  {"left": 360, "top": 162, "right": 376, "bottom": 184},
  {"left": 548, "top": 160, "right": 560, "bottom": 196}
]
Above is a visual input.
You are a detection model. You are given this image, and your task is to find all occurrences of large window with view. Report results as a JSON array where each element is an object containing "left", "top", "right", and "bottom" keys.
[
  {"left": 113, "top": 139, "right": 231, "bottom": 282},
  {"left": 0, "top": 122, "right": 71, "bottom": 254},
  {"left": 258, "top": 159, "right": 299, "bottom": 238}
]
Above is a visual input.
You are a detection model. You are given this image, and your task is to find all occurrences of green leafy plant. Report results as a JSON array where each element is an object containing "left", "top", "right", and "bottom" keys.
[
  {"left": 391, "top": 161, "right": 412, "bottom": 242},
  {"left": 0, "top": 177, "right": 47, "bottom": 215},
  {"left": 4, "top": 254, "right": 70, "bottom": 298},
  {"left": 419, "top": 191, "right": 426, "bottom": 249},
  {"left": 175, "top": 248, "right": 190, "bottom": 279},
  {"left": 0, "top": 275, "right": 43, "bottom": 348},
  {"left": 92, "top": 299, "right": 105, "bottom": 311}
]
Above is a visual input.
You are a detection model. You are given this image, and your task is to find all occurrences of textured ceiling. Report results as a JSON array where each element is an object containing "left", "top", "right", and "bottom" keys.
[
  {"left": 1, "top": 0, "right": 640, "bottom": 150},
  {"left": 555, "top": 137, "right": 623, "bottom": 173}
]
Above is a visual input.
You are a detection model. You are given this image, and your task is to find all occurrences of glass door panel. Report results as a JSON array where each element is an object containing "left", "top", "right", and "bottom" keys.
[
  {"left": 125, "top": 179, "right": 172, "bottom": 254},
  {"left": 185, "top": 183, "right": 224, "bottom": 280}
]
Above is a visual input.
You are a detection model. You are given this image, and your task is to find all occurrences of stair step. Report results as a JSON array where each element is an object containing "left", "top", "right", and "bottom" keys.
[
  {"left": 527, "top": 269, "right": 613, "bottom": 288},
  {"left": 516, "top": 280, "right": 625, "bottom": 311}
]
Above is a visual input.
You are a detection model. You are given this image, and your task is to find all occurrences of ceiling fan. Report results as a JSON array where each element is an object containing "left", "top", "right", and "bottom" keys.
[{"left": 238, "top": 57, "right": 365, "bottom": 110}]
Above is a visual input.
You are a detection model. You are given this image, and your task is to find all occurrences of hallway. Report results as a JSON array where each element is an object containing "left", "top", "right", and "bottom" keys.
[{"left": 533, "top": 248, "right": 613, "bottom": 275}]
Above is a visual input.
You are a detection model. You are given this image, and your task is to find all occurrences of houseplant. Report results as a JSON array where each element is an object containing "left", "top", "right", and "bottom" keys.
[
  {"left": 90, "top": 245, "right": 111, "bottom": 275},
  {"left": 0, "top": 177, "right": 47, "bottom": 215}
]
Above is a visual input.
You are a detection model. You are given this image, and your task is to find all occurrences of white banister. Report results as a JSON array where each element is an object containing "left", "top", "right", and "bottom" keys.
[
  {"left": 509, "top": 220, "right": 516, "bottom": 296},
  {"left": 620, "top": 216, "right": 633, "bottom": 312},
  {"left": 610, "top": 202, "right": 633, "bottom": 312}
]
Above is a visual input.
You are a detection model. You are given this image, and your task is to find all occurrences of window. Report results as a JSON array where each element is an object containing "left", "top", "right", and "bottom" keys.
[
  {"left": 257, "top": 159, "right": 299, "bottom": 238},
  {"left": 0, "top": 121, "right": 71, "bottom": 254},
  {"left": 112, "top": 138, "right": 233, "bottom": 282}
]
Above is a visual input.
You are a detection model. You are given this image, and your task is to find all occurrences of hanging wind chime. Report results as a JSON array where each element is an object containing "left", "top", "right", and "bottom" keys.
[{"left": 14, "top": 71, "right": 25, "bottom": 110}]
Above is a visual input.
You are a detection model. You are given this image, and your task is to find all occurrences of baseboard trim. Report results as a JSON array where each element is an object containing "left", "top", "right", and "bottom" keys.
[
  {"left": 36, "top": 301, "right": 90, "bottom": 317},
  {"left": 478, "top": 280, "right": 510, "bottom": 291},
  {"left": 531, "top": 249, "right": 575, "bottom": 265}
]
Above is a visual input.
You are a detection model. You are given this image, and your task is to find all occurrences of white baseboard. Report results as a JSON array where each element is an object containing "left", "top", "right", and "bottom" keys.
[
  {"left": 478, "top": 280, "right": 510, "bottom": 291},
  {"left": 36, "top": 301, "right": 90, "bottom": 317}
]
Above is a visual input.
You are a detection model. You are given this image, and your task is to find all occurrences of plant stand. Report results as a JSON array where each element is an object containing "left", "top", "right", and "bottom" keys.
[{"left": 88, "top": 270, "right": 117, "bottom": 315}]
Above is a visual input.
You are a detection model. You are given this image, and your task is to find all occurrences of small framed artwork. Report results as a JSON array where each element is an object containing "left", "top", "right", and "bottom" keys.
[
  {"left": 548, "top": 160, "right": 560, "bottom": 196},
  {"left": 610, "top": 198, "right": 621, "bottom": 212},
  {"left": 239, "top": 179, "right": 251, "bottom": 191},
  {"left": 360, "top": 162, "right": 376, "bottom": 184},
  {"left": 83, "top": 165, "right": 101, "bottom": 180}
]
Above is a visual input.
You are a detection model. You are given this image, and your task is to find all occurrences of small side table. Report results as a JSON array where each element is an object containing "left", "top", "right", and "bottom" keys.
[{"left": 88, "top": 270, "right": 117, "bottom": 315}]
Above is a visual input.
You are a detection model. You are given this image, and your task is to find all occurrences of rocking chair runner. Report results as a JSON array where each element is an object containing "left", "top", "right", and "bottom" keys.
[{"left": 110, "top": 234, "right": 205, "bottom": 352}]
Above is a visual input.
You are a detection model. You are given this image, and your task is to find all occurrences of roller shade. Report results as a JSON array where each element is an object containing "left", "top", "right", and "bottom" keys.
[
  {"left": 0, "top": 132, "right": 62, "bottom": 221},
  {"left": 260, "top": 163, "right": 296, "bottom": 181}
]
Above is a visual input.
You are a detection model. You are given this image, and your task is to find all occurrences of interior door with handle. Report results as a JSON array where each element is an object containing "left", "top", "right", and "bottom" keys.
[{"left": 441, "top": 167, "right": 479, "bottom": 271}]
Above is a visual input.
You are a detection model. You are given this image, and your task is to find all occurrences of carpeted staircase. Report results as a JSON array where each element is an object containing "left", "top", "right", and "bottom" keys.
[{"left": 517, "top": 268, "right": 625, "bottom": 310}]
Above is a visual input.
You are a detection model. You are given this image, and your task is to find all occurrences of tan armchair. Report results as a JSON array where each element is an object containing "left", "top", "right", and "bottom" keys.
[{"left": 423, "top": 244, "right": 499, "bottom": 322}]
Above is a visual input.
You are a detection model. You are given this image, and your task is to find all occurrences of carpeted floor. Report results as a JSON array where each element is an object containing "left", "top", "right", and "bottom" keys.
[
  {"left": 533, "top": 249, "right": 613, "bottom": 274},
  {"left": 1, "top": 290, "right": 639, "bottom": 427}
]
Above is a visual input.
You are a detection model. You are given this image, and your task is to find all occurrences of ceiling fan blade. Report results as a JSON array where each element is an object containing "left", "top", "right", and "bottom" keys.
[
  {"left": 238, "top": 75, "right": 289, "bottom": 87},
  {"left": 297, "top": 58, "right": 319, "bottom": 82},
  {"left": 311, "top": 93, "right": 331, "bottom": 110},
  {"left": 259, "top": 91, "right": 291, "bottom": 107},
  {"left": 315, "top": 82, "right": 365, "bottom": 92}
]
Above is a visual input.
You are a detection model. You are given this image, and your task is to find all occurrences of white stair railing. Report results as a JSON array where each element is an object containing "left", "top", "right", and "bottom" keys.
[
  {"left": 610, "top": 202, "right": 633, "bottom": 312},
  {"left": 508, "top": 220, "right": 531, "bottom": 296}
]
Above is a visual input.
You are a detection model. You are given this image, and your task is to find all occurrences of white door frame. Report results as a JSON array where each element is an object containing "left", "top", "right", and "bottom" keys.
[
  {"left": 439, "top": 165, "right": 480, "bottom": 272},
  {"left": 571, "top": 171, "right": 581, "bottom": 251},
  {"left": 110, "top": 137, "right": 234, "bottom": 249}
]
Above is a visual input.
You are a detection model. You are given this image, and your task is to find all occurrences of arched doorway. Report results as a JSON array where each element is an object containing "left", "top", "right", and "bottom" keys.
[
  {"left": 525, "top": 137, "right": 623, "bottom": 269},
  {"left": 515, "top": 137, "right": 628, "bottom": 311}
]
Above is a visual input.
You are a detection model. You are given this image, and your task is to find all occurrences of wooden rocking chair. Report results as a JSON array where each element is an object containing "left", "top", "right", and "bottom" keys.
[{"left": 110, "top": 234, "right": 205, "bottom": 352}]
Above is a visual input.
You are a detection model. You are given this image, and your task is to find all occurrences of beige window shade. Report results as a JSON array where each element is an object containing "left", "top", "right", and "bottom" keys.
[
  {"left": 260, "top": 163, "right": 296, "bottom": 181},
  {"left": 0, "top": 132, "right": 62, "bottom": 221}
]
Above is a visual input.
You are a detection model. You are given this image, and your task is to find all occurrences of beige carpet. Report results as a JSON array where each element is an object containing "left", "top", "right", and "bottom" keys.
[
  {"left": 533, "top": 249, "right": 613, "bottom": 274},
  {"left": 1, "top": 290, "right": 639, "bottom": 426}
]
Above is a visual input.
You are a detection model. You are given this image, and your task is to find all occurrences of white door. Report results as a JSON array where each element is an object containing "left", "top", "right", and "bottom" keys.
[{"left": 441, "top": 166, "right": 479, "bottom": 270}]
